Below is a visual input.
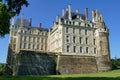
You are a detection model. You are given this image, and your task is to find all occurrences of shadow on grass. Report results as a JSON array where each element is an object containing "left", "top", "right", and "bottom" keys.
[{"left": 0, "top": 76, "right": 120, "bottom": 80}]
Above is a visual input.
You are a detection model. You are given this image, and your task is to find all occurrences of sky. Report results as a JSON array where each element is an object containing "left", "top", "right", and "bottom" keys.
[{"left": 0, "top": 0, "right": 120, "bottom": 63}]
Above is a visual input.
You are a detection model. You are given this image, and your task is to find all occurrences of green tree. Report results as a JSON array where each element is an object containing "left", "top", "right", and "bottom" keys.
[
  {"left": 0, "top": 63, "right": 5, "bottom": 75},
  {"left": 0, "top": 0, "right": 29, "bottom": 37},
  {"left": 111, "top": 57, "right": 120, "bottom": 69}
]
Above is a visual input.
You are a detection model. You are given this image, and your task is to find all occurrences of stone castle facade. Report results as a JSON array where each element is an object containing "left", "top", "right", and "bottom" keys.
[{"left": 5, "top": 5, "right": 111, "bottom": 75}]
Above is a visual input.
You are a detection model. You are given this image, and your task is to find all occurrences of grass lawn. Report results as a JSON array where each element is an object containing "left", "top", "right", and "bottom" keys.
[{"left": 0, "top": 70, "right": 120, "bottom": 80}]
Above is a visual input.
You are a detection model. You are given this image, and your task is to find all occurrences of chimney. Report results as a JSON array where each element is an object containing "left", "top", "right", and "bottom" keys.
[
  {"left": 12, "top": 16, "right": 14, "bottom": 25},
  {"left": 92, "top": 10, "right": 96, "bottom": 22},
  {"left": 56, "top": 15, "right": 59, "bottom": 22},
  {"left": 95, "top": 10, "right": 99, "bottom": 22},
  {"left": 29, "top": 18, "right": 32, "bottom": 26},
  {"left": 62, "top": 9, "right": 65, "bottom": 17},
  {"left": 38, "top": 23, "right": 42, "bottom": 28},
  {"left": 68, "top": 5, "right": 72, "bottom": 20},
  {"left": 76, "top": 9, "right": 79, "bottom": 13},
  {"left": 58, "top": 17, "right": 61, "bottom": 24},
  {"left": 21, "top": 13, "right": 24, "bottom": 27},
  {"left": 85, "top": 8, "right": 88, "bottom": 21},
  {"left": 99, "top": 14, "right": 103, "bottom": 22}
]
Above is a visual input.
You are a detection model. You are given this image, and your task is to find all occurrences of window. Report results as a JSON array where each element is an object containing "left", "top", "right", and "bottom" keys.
[
  {"left": 73, "top": 21, "right": 75, "bottom": 25},
  {"left": 94, "top": 48, "right": 96, "bottom": 54},
  {"left": 79, "top": 29, "right": 81, "bottom": 34},
  {"left": 42, "top": 32, "right": 44, "bottom": 36},
  {"left": 24, "top": 36, "right": 26, "bottom": 41},
  {"left": 66, "top": 27, "right": 69, "bottom": 33},
  {"left": 86, "top": 37, "right": 88, "bottom": 44},
  {"left": 86, "top": 47, "right": 88, "bottom": 53},
  {"left": 93, "top": 39, "right": 96, "bottom": 45},
  {"left": 73, "top": 46, "right": 76, "bottom": 53},
  {"left": 85, "top": 30, "right": 87, "bottom": 35},
  {"left": 66, "top": 35, "right": 69, "bottom": 42},
  {"left": 79, "top": 37, "right": 82, "bottom": 44},
  {"left": 38, "top": 32, "right": 40, "bottom": 35},
  {"left": 37, "top": 44, "right": 39, "bottom": 49},
  {"left": 14, "top": 32, "right": 17, "bottom": 36},
  {"left": 33, "top": 37, "right": 35, "bottom": 42},
  {"left": 13, "top": 44, "right": 16, "bottom": 50},
  {"left": 28, "top": 44, "right": 30, "bottom": 49},
  {"left": 23, "top": 43, "right": 26, "bottom": 49},
  {"left": 73, "top": 36, "right": 76, "bottom": 43},
  {"left": 29, "top": 37, "right": 31, "bottom": 42},
  {"left": 21, "top": 30, "right": 23, "bottom": 33},
  {"left": 33, "top": 44, "right": 35, "bottom": 50},
  {"left": 20, "top": 35, "right": 22, "bottom": 41},
  {"left": 67, "top": 45, "right": 70, "bottom": 52},
  {"left": 20, "top": 43, "right": 22, "bottom": 48},
  {"left": 41, "top": 38, "right": 43, "bottom": 43},
  {"left": 66, "top": 21, "right": 68, "bottom": 24},
  {"left": 14, "top": 38, "right": 16, "bottom": 43},
  {"left": 25, "top": 31, "right": 27, "bottom": 34},
  {"left": 73, "top": 28, "right": 75, "bottom": 33},
  {"left": 84, "top": 23, "right": 86, "bottom": 27},
  {"left": 37, "top": 38, "right": 40, "bottom": 42},
  {"left": 80, "top": 47, "right": 82, "bottom": 53},
  {"left": 41, "top": 45, "right": 43, "bottom": 50},
  {"left": 79, "top": 22, "right": 81, "bottom": 26}
]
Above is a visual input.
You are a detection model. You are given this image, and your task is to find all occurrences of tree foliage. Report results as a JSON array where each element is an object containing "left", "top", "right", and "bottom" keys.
[
  {"left": 0, "top": 63, "right": 5, "bottom": 75},
  {"left": 111, "top": 58, "right": 120, "bottom": 70},
  {"left": 0, "top": 0, "right": 29, "bottom": 37},
  {"left": 6, "top": 0, "right": 29, "bottom": 16},
  {"left": 0, "top": 2, "right": 10, "bottom": 37}
]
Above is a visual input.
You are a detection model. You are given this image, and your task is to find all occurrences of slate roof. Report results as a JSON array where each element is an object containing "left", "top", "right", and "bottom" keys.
[{"left": 63, "top": 11, "right": 86, "bottom": 20}]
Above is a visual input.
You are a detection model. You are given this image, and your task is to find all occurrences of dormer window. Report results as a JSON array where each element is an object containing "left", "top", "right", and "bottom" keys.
[
  {"left": 21, "top": 30, "right": 23, "bottom": 33},
  {"left": 77, "top": 15, "right": 79, "bottom": 18},
  {"left": 79, "top": 22, "right": 81, "bottom": 26},
  {"left": 73, "top": 21, "right": 75, "bottom": 25},
  {"left": 69, "top": 21, "right": 71, "bottom": 25}
]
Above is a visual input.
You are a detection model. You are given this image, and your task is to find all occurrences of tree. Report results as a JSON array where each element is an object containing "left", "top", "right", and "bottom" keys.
[
  {"left": 111, "top": 57, "right": 120, "bottom": 70},
  {"left": 0, "top": 0, "right": 29, "bottom": 37},
  {"left": 0, "top": 2, "right": 10, "bottom": 37}
]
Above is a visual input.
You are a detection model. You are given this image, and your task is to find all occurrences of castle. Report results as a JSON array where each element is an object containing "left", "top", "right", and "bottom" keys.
[{"left": 5, "top": 5, "right": 111, "bottom": 75}]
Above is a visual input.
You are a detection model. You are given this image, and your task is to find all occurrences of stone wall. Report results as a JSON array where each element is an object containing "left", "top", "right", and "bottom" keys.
[
  {"left": 5, "top": 50, "right": 111, "bottom": 75},
  {"left": 96, "top": 55, "right": 111, "bottom": 72},
  {"left": 57, "top": 55, "right": 98, "bottom": 74},
  {"left": 16, "top": 51, "right": 57, "bottom": 75}
]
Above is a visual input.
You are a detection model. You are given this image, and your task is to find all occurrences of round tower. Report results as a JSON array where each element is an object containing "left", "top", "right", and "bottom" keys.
[{"left": 95, "top": 22, "right": 111, "bottom": 72}]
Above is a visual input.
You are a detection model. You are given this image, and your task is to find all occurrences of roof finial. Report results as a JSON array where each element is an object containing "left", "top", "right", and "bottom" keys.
[{"left": 68, "top": 4, "right": 72, "bottom": 20}]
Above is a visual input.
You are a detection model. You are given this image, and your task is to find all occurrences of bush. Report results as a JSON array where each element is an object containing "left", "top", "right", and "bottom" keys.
[
  {"left": 0, "top": 63, "right": 5, "bottom": 76},
  {"left": 111, "top": 58, "right": 120, "bottom": 70}
]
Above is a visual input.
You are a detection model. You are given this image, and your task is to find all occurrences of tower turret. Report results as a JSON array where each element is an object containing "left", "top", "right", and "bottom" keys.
[
  {"left": 85, "top": 8, "right": 88, "bottom": 21},
  {"left": 95, "top": 22, "right": 111, "bottom": 71},
  {"left": 68, "top": 5, "right": 71, "bottom": 20}
]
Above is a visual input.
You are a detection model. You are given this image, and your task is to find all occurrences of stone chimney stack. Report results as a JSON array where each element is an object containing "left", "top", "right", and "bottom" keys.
[
  {"left": 85, "top": 8, "right": 88, "bottom": 21},
  {"left": 56, "top": 15, "right": 59, "bottom": 22},
  {"left": 95, "top": 10, "right": 99, "bottom": 22},
  {"left": 76, "top": 9, "right": 79, "bottom": 13},
  {"left": 12, "top": 16, "right": 14, "bottom": 26},
  {"left": 99, "top": 14, "right": 103, "bottom": 22},
  {"left": 68, "top": 5, "right": 72, "bottom": 20},
  {"left": 62, "top": 9, "right": 65, "bottom": 17},
  {"left": 92, "top": 10, "right": 96, "bottom": 22},
  {"left": 29, "top": 18, "right": 32, "bottom": 26},
  {"left": 21, "top": 13, "right": 24, "bottom": 27},
  {"left": 38, "top": 23, "right": 42, "bottom": 28}
]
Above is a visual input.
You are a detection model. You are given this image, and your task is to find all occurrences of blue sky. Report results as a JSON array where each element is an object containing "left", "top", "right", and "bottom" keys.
[{"left": 0, "top": 0, "right": 120, "bottom": 63}]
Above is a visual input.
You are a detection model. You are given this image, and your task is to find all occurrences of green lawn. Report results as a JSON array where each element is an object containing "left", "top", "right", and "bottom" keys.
[{"left": 0, "top": 70, "right": 120, "bottom": 80}]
